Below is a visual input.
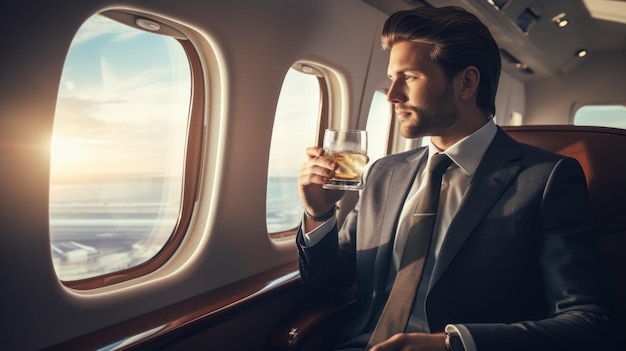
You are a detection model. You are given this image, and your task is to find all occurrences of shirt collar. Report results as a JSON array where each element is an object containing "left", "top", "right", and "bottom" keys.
[{"left": 428, "top": 119, "right": 497, "bottom": 176}]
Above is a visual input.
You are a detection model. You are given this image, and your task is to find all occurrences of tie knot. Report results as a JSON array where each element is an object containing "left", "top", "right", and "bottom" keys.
[{"left": 429, "top": 153, "right": 453, "bottom": 175}]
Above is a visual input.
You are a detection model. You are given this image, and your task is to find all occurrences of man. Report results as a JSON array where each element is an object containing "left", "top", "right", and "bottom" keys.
[{"left": 297, "top": 6, "right": 618, "bottom": 351}]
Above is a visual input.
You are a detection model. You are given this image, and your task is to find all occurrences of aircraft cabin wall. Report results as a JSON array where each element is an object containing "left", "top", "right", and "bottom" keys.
[
  {"left": 0, "top": 0, "right": 390, "bottom": 349},
  {"left": 525, "top": 49, "right": 626, "bottom": 125},
  {"left": 494, "top": 70, "right": 526, "bottom": 126}
]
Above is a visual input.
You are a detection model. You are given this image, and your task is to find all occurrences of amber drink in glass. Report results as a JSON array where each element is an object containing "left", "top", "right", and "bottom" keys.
[{"left": 322, "top": 129, "right": 368, "bottom": 190}]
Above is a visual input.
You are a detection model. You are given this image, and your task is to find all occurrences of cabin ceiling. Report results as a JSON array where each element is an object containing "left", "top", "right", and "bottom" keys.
[{"left": 363, "top": 0, "right": 626, "bottom": 82}]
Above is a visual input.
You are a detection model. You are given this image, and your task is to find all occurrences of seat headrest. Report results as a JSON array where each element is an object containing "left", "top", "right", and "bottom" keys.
[{"left": 503, "top": 125, "right": 626, "bottom": 238}]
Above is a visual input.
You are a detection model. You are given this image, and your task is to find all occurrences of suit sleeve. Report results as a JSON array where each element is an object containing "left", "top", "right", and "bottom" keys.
[
  {"left": 462, "top": 157, "right": 620, "bottom": 350},
  {"left": 296, "top": 159, "right": 384, "bottom": 296},
  {"left": 297, "top": 205, "right": 358, "bottom": 296}
]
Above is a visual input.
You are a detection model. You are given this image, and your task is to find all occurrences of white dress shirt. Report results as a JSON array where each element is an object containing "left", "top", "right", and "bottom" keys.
[{"left": 395, "top": 120, "right": 497, "bottom": 268}]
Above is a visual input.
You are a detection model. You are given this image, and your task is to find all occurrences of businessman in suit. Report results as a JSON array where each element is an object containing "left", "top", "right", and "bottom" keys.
[{"left": 296, "top": 6, "right": 619, "bottom": 351}]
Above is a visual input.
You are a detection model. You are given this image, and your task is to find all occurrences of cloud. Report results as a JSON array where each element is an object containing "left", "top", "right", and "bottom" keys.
[{"left": 72, "top": 15, "right": 142, "bottom": 46}]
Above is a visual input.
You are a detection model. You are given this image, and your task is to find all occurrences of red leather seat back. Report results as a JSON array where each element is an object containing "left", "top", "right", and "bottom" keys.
[{"left": 503, "top": 125, "right": 626, "bottom": 316}]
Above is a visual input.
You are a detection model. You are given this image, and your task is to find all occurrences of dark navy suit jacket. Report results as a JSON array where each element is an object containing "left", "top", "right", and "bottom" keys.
[{"left": 297, "top": 127, "right": 619, "bottom": 350}]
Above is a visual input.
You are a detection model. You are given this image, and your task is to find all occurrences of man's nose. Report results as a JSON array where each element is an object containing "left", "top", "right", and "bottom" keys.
[{"left": 386, "top": 82, "right": 405, "bottom": 104}]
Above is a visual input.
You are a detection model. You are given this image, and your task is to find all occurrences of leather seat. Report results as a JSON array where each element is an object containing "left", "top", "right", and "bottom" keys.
[{"left": 503, "top": 125, "right": 626, "bottom": 318}]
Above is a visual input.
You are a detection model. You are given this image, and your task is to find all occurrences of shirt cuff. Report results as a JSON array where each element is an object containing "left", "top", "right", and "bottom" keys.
[
  {"left": 300, "top": 214, "right": 336, "bottom": 247},
  {"left": 445, "top": 324, "right": 477, "bottom": 351}
]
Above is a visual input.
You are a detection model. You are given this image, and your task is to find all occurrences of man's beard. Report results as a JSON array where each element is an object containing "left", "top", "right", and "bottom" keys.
[{"left": 399, "top": 88, "right": 457, "bottom": 139}]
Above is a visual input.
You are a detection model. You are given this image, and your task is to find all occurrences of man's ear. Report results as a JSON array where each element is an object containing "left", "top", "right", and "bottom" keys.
[{"left": 456, "top": 66, "right": 480, "bottom": 102}]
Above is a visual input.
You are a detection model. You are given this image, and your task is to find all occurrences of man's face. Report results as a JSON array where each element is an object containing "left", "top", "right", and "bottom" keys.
[{"left": 386, "top": 40, "right": 458, "bottom": 139}]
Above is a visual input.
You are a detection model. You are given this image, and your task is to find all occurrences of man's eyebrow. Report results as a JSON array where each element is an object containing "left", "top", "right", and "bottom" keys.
[{"left": 388, "top": 67, "right": 421, "bottom": 77}]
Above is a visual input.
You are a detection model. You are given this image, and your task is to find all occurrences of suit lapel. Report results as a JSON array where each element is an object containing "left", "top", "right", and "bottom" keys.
[
  {"left": 430, "top": 129, "right": 523, "bottom": 286},
  {"left": 380, "top": 150, "right": 426, "bottom": 242},
  {"left": 370, "top": 148, "right": 427, "bottom": 295}
]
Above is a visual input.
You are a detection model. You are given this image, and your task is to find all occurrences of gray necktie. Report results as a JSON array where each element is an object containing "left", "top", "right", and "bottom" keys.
[{"left": 367, "top": 153, "right": 453, "bottom": 348}]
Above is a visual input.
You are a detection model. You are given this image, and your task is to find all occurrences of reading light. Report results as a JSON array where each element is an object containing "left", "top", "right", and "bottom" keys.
[
  {"left": 500, "top": 48, "right": 534, "bottom": 74},
  {"left": 135, "top": 18, "right": 161, "bottom": 32},
  {"left": 577, "top": 49, "right": 588, "bottom": 58},
  {"left": 551, "top": 12, "right": 569, "bottom": 28},
  {"left": 486, "top": 0, "right": 510, "bottom": 11}
]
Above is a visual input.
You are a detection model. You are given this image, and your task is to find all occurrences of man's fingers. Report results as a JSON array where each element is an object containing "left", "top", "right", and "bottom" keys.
[
  {"left": 369, "top": 333, "right": 448, "bottom": 351},
  {"left": 369, "top": 333, "right": 403, "bottom": 351},
  {"left": 305, "top": 146, "right": 325, "bottom": 159},
  {"left": 299, "top": 170, "right": 330, "bottom": 186},
  {"left": 299, "top": 155, "right": 337, "bottom": 187}
]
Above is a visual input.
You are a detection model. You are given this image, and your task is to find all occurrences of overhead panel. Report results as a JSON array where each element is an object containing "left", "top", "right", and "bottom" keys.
[{"left": 363, "top": 0, "right": 595, "bottom": 81}]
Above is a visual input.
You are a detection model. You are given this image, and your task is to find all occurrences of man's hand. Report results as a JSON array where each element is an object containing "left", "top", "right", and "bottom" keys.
[
  {"left": 298, "top": 146, "right": 345, "bottom": 229},
  {"left": 370, "top": 332, "right": 448, "bottom": 351}
]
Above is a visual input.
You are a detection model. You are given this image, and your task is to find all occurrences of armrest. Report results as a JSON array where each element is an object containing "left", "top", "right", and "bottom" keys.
[{"left": 268, "top": 289, "right": 356, "bottom": 351}]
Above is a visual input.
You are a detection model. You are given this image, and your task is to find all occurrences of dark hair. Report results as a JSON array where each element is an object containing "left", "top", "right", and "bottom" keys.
[{"left": 382, "top": 6, "right": 501, "bottom": 118}]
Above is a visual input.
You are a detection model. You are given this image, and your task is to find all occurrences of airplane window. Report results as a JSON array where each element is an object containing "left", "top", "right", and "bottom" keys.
[
  {"left": 267, "top": 67, "right": 321, "bottom": 234},
  {"left": 574, "top": 105, "right": 626, "bottom": 129},
  {"left": 50, "top": 15, "right": 192, "bottom": 282},
  {"left": 366, "top": 91, "right": 393, "bottom": 163}
]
